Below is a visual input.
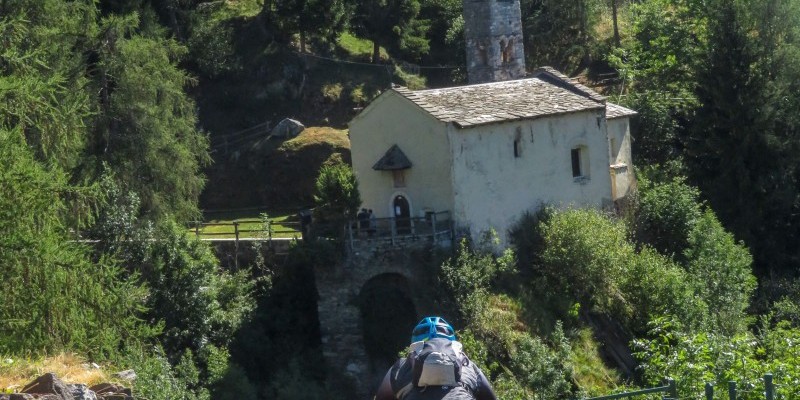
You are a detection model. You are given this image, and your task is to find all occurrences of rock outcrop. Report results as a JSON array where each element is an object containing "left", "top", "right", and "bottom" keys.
[{"left": 1, "top": 373, "right": 133, "bottom": 400}]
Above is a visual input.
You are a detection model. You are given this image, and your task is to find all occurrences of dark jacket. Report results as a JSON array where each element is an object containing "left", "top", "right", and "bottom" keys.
[{"left": 374, "top": 340, "right": 497, "bottom": 400}]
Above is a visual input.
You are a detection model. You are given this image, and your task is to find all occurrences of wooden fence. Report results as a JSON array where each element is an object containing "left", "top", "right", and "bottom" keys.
[{"left": 190, "top": 219, "right": 302, "bottom": 241}]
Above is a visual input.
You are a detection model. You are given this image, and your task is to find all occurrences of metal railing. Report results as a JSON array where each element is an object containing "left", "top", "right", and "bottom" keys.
[
  {"left": 581, "top": 374, "right": 783, "bottom": 400},
  {"left": 581, "top": 379, "right": 676, "bottom": 400},
  {"left": 347, "top": 211, "right": 452, "bottom": 247}
]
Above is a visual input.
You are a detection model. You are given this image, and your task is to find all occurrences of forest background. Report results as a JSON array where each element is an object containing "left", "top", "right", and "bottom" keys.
[{"left": 2, "top": 0, "right": 800, "bottom": 399}]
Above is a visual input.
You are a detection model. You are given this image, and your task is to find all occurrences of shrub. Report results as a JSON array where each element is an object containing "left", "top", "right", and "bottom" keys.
[
  {"left": 313, "top": 160, "right": 361, "bottom": 236},
  {"left": 439, "top": 237, "right": 515, "bottom": 323},
  {"left": 622, "top": 247, "right": 708, "bottom": 333},
  {"left": 684, "top": 211, "right": 756, "bottom": 334},
  {"left": 123, "top": 345, "right": 192, "bottom": 400},
  {"left": 506, "top": 323, "right": 573, "bottom": 400},
  {"left": 539, "top": 208, "right": 633, "bottom": 315},
  {"left": 634, "top": 318, "right": 800, "bottom": 399},
  {"left": 138, "top": 222, "right": 255, "bottom": 358},
  {"left": 634, "top": 175, "right": 703, "bottom": 260}
]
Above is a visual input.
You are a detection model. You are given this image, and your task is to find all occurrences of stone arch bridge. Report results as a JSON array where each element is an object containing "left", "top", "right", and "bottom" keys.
[{"left": 315, "top": 228, "right": 453, "bottom": 400}]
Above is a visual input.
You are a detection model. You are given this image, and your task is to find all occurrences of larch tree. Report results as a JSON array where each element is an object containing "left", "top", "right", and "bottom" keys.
[
  {"left": 351, "top": 0, "right": 430, "bottom": 63},
  {"left": 262, "top": 0, "right": 349, "bottom": 52}
]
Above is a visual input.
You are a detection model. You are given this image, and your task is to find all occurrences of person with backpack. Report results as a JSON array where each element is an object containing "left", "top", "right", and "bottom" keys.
[{"left": 374, "top": 316, "right": 498, "bottom": 400}]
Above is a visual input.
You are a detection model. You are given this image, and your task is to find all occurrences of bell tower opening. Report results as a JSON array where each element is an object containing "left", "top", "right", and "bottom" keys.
[{"left": 462, "top": 0, "right": 527, "bottom": 84}]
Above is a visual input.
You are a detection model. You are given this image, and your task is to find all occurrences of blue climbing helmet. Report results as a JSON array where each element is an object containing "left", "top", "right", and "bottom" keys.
[{"left": 411, "top": 316, "right": 456, "bottom": 342}]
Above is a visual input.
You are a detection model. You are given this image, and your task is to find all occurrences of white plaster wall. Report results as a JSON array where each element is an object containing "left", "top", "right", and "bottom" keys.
[
  {"left": 349, "top": 92, "right": 454, "bottom": 219},
  {"left": 448, "top": 111, "right": 613, "bottom": 243},
  {"left": 608, "top": 118, "right": 634, "bottom": 200}
]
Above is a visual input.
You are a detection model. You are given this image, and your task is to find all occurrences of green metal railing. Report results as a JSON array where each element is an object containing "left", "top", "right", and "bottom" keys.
[
  {"left": 581, "top": 379, "right": 676, "bottom": 400},
  {"left": 705, "top": 374, "right": 776, "bottom": 400},
  {"left": 580, "top": 374, "right": 781, "bottom": 400}
]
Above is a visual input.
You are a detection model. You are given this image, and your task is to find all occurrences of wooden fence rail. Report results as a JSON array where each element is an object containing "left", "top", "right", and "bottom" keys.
[{"left": 190, "top": 220, "right": 303, "bottom": 241}]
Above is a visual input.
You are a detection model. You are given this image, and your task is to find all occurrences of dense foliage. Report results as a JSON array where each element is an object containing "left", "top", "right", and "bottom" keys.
[
  {"left": 313, "top": 158, "right": 362, "bottom": 224},
  {"left": 0, "top": 130, "right": 151, "bottom": 358},
  {"left": 5, "top": 0, "right": 800, "bottom": 398}
]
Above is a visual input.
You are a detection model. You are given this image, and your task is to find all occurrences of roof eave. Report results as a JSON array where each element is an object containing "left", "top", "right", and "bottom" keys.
[{"left": 453, "top": 106, "right": 606, "bottom": 129}]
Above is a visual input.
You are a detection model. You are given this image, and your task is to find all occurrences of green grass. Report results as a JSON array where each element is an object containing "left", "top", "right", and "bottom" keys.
[
  {"left": 189, "top": 209, "right": 302, "bottom": 239},
  {"left": 337, "top": 32, "right": 389, "bottom": 61},
  {"left": 570, "top": 328, "right": 622, "bottom": 396}
]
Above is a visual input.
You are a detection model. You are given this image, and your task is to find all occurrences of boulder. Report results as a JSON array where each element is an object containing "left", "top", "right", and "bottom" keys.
[
  {"left": 68, "top": 384, "right": 97, "bottom": 400},
  {"left": 88, "top": 383, "right": 121, "bottom": 395},
  {"left": 89, "top": 383, "right": 132, "bottom": 399},
  {"left": 7, "top": 394, "right": 35, "bottom": 400},
  {"left": 22, "top": 373, "right": 70, "bottom": 399},
  {"left": 271, "top": 118, "right": 305, "bottom": 138},
  {"left": 112, "top": 370, "right": 136, "bottom": 382}
]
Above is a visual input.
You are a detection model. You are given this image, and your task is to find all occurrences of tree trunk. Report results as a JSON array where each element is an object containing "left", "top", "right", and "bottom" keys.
[
  {"left": 611, "top": 0, "right": 620, "bottom": 47},
  {"left": 300, "top": 31, "right": 307, "bottom": 53},
  {"left": 167, "top": 1, "right": 182, "bottom": 41},
  {"left": 372, "top": 40, "right": 381, "bottom": 64}
]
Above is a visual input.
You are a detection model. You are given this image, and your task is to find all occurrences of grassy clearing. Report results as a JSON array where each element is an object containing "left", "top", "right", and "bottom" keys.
[
  {"left": 278, "top": 126, "right": 350, "bottom": 153},
  {"left": 190, "top": 209, "right": 303, "bottom": 239},
  {"left": 337, "top": 32, "right": 389, "bottom": 61},
  {"left": 0, "top": 353, "right": 114, "bottom": 393}
]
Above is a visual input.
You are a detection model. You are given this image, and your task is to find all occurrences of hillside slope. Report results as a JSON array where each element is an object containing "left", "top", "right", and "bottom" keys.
[{"left": 200, "top": 126, "right": 351, "bottom": 210}]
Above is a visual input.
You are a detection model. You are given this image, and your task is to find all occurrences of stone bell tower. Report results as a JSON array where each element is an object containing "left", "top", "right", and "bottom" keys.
[{"left": 462, "top": 0, "right": 526, "bottom": 84}]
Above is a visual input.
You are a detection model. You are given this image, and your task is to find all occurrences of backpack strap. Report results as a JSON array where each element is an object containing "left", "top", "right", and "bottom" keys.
[
  {"left": 395, "top": 383, "right": 413, "bottom": 400},
  {"left": 392, "top": 356, "right": 415, "bottom": 400}
]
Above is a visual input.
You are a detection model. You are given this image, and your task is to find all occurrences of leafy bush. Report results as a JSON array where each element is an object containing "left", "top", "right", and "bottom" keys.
[
  {"left": 506, "top": 323, "right": 573, "bottom": 399},
  {"left": 635, "top": 318, "right": 800, "bottom": 400},
  {"left": 123, "top": 345, "right": 193, "bottom": 400},
  {"left": 140, "top": 222, "right": 256, "bottom": 357},
  {"left": 684, "top": 211, "right": 755, "bottom": 334},
  {"left": 439, "top": 237, "right": 515, "bottom": 321},
  {"left": 313, "top": 160, "right": 361, "bottom": 221},
  {"left": 539, "top": 208, "right": 632, "bottom": 315},
  {"left": 621, "top": 247, "right": 708, "bottom": 333},
  {"left": 633, "top": 175, "right": 703, "bottom": 260}
]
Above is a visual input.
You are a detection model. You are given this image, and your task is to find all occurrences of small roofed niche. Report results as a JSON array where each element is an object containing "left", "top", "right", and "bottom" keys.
[{"left": 373, "top": 144, "right": 412, "bottom": 171}]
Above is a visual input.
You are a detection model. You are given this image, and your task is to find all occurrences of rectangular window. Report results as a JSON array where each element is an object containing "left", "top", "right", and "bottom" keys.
[
  {"left": 393, "top": 170, "right": 406, "bottom": 188},
  {"left": 514, "top": 139, "right": 521, "bottom": 158},
  {"left": 571, "top": 148, "right": 582, "bottom": 177}
]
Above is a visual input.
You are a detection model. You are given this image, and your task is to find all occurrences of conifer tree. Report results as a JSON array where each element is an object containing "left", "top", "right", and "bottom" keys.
[
  {"left": 262, "top": 0, "right": 349, "bottom": 52},
  {"left": 685, "top": 0, "right": 800, "bottom": 277},
  {"left": 351, "top": 0, "right": 430, "bottom": 62}
]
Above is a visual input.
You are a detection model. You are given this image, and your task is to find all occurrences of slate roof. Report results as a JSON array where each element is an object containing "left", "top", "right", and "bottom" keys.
[
  {"left": 605, "top": 102, "right": 638, "bottom": 120},
  {"left": 391, "top": 66, "right": 635, "bottom": 128},
  {"left": 372, "top": 144, "right": 412, "bottom": 170}
]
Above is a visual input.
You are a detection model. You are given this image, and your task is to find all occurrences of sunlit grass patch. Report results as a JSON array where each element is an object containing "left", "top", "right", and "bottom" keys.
[
  {"left": 0, "top": 353, "right": 112, "bottom": 393},
  {"left": 190, "top": 209, "right": 302, "bottom": 239},
  {"left": 337, "top": 32, "right": 389, "bottom": 61}
]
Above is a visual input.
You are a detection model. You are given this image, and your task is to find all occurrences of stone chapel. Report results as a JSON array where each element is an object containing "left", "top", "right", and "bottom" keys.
[{"left": 348, "top": 0, "right": 636, "bottom": 243}]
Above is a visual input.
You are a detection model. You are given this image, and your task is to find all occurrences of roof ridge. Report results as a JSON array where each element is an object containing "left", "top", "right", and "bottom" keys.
[
  {"left": 530, "top": 66, "right": 606, "bottom": 103},
  {"left": 389, "top": 74, "right": 612, "bottom": 128}
]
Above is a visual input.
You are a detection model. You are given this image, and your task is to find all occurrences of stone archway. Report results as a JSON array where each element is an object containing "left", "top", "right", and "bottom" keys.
[
  {"left": 314, "top": 244, "right": 430, "bottom": 399},
  {"left": 357, "top": 273, "right": 418, "bottom": 387}
]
